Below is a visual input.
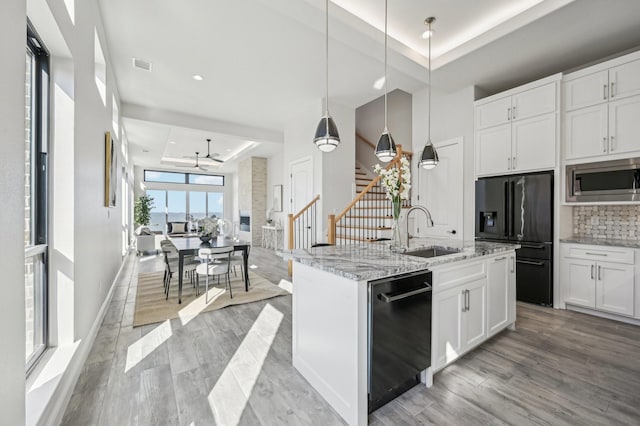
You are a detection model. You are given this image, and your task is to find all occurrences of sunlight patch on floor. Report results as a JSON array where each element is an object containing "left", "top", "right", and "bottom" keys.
[
  {"left": 125, "top": 320, "right": 172, "bottom": 373},
  {"left": 208, "top": 303, "right": 284, "bottom": 424},
  {"left": 177, "top": 286, "right": 226, "bottom": 326},
  {"left": 277, "top": 279, "right": 293, "bottom": 293}
]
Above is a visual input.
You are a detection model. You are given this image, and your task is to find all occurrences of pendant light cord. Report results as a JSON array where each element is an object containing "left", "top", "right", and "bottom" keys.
[
  {"left": 325, "top": 0, "right": 329, "bottom": 115},
  {"left": 427, "top": 19, "right": 431, "bottom": 143},
  {"left": 384, "top": 0, "right": 388, "bottom": 131}
]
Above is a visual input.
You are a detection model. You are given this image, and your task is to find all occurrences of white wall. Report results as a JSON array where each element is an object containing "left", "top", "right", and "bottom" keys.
[
  {"left": 282, "top": 99, "right": 356, "bottom": 245},
  {"left": 356, "top": 89, "right": 412, "bottom": 173},
  {"left": 411, "top": 85, "right": 476, "bottom": 240},
  {"left": 0, "top": 0, "right": 27, "bottom": 423},
  {"left": 266, "top": 153, "right": 285, "bottom": 228},
  {"left": 24, "top": 0, "right": 132, "bottom": 423}
]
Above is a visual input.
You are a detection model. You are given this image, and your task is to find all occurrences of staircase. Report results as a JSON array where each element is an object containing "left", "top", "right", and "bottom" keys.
[{"left": 330, "top": 157, "right": 412, "bottom": 245}]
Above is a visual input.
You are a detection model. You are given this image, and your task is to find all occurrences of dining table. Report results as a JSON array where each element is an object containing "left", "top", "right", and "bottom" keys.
[{"left": 168, "top": 236, "right": 251, "bottom": 304}]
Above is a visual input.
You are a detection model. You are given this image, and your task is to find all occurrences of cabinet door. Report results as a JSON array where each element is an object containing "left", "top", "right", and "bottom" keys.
[
  {"left": 462, "top": 279, "right": 487, "bottom": 350},
  {"left": 476, "top": 124, "right": 511, "bottom": 176},
  {"left": 564, "top": 104, "right": 608, "bottom": 160},
  {"left": 511, "top": 113, "right": 556, "bottom": 172},
  {"left": 596, "top": 262, "right": 635, "bottom": 316},
  {"left": 564, "top": 258, "right": 596, "bottom": 308},
  {"left": 476, "top": 97, "right": 512, "bottom": 129},
  {"left": 609, "top": 59, "right": 640, "bottom": 100},
  {"left": 487, "top": 256, "right": 509, "bottom": 337},
  {"left": 433, "top": 287, "right": 464, "bottom": 369},
  {"left": 512, "top": 82, "right": 556, "bottom": 121},
  {"left": 609, "top": 95, "right": 640, "bottom": 156},
  {"left": 564, "top": 70, "right": 609, "bottom": 111}
]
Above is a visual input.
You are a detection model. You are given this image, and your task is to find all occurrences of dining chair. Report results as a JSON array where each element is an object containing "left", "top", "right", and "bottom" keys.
[
  {"left": 196, "top": 246, "right": 234, "bottom": 303},
  {"left": 162, "top": 243, "right": 198, "bottom": 300}
]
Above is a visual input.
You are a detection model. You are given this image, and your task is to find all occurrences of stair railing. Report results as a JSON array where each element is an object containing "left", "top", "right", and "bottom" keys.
[
  {"left": 288, "top": 194, "right": 321, "bottom": 251},
  {"left": 328, "top": 145, "right": 410, "bottom": 245}
]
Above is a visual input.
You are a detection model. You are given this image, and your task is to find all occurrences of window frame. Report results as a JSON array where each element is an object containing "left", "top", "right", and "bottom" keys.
[
  {"left": 143, "top": 169, "right": 224, "bottom": 186},
  {"left": 25, "top": 20, "right": 50, "bottom": 375}
]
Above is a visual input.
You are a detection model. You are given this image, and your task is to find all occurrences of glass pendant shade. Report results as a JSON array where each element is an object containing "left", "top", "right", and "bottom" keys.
[
  {"left": 375, "top": 130, "right": 396, "bottom": 162},
  {"left": 419, "top": 140, "right": 439, "bottom": 169},
  {"left": 314, "top": 114, "right": 340, "bottom": 153}
]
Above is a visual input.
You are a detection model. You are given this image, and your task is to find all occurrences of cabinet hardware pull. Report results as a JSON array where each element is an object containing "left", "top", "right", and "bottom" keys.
[
  {"left": 585, "top": 252, "right": 607, "bottom": 256},
  {"left": 512, "top": 106, "right": 516, "bottom": 119},
  {"left": 603, "top": 84, "right": 608, "bottom": 100},
  {"left": 465, "top": 289, "right": 470, "bottom": 311},
  {"left": 520, "top": 244, "right": 545, "bottom": 249},
  {"left": 507, "top": 107, "right": 510, "bottom": 120},
  {"left": 516, "top": 259, "right": 544, "bottom": 266},
  {"left": 512, "top": 157, "right": 517, "bottom": 169},
  {"left": 591, "top": 264, "right": 594, "bottom": 280},
  {"left": 380, "top": 284, "right": 432, "bottom": 303},
  {"left": 508, "top": 157, "right": 511, "bottom": 170},
  {"left": 610, "top": 136, "right": 615, "bottom": 151},
  {"left": 495, "top": 256, "right": 507, "bottom": 261},
  {"left": 461, "top": 290, "right": 467, "bottom": 312},
  {"left": 603, "top": 137, "right": 607, "bottom": 153},
  {"left": 611, "top": 82, "right": 615, "bottom": 98},
  {"left": 598, "top": 265, "right": 602, "bottom": 280},
  {"left": 511, "top": 256, "right": 515, "bottom": 273}
]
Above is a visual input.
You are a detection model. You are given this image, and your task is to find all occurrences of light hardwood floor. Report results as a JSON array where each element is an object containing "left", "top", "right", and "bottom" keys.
[{"left": 62, "top": 248, "right": 640, "bottom": 425}]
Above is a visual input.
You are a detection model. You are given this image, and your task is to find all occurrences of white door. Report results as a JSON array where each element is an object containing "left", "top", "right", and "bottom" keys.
[
  {"left": 419, "top": 137, "right": 462, "bottom": 239},
  {"left": 487, "top": 256, "right": 509, "bottom": 337},
  {"left": 563, "top": 70, "right": 609, "bottom": 111},
  {"left": 511, "top": 113, "right": 556, "bottom": 172},
  {"left": 289, "top": 156, "right": 314, "bottom": 246},
  {"left": 564, "top": 104, "right": 608, "bottom": 160},
  {"left": 462, "top": 279, "right": 487, "bottom": 350},
  {"left": 609, "top": 95, "right": 640, "bottom": 156},
  {"left": 475, "top": 125, "right": 511, "bottom": 176},
  {"left": 564, "top": 258, "right": 596, "bottom": 308},
  {"left": 433, "top": 286, "right": 464, "bottom": 370},
  {"left": 596, "top": 261, "right": 635, "bottom": 316}
]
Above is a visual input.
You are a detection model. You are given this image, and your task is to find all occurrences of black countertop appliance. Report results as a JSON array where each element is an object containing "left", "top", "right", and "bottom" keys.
[{"left": 475, "top": 171, "right": 553, "bottom": 306}]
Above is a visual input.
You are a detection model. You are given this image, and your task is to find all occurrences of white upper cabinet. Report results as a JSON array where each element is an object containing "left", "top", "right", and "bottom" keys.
[
  {"left": 563, "top": 54, "right": 640, "bottom": 162},
  {"left": 476, "top": 96, "right": 511, "bottom": 129},
  {"left": 474, "top": 76, "right": 559, "bottom": 177}
]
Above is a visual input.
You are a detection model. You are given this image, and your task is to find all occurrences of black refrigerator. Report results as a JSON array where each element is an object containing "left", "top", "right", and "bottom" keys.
[{"left": 475, "top": 171, "right": 553, "bottom": 306}]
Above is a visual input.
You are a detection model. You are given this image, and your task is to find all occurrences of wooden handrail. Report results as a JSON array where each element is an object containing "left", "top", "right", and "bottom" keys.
[
  {"left": 356, "top": 132, "right": 413, "bottom": 157},
  {"left": 292, "top": 194, "right": 320, "bottom": 221}
]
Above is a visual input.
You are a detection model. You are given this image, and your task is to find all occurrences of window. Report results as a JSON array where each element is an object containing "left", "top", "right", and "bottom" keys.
[
  {"left": 145, "top": 189, "right": 224, "bottom": 229},
  {"left": 144, "top": 169, "right": 224, "bottom": 186},
  {"left": 25, "top": 22, "right": 50, "bottom": 373}
]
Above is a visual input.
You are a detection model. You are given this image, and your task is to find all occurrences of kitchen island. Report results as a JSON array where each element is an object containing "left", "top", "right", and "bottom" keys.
[{"left": 288, "top": 238, "right": 519, "bottom": 425}]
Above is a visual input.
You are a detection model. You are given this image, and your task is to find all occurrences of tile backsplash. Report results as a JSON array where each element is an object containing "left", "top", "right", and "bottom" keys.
[{"left": 573, "top": 205, "right": 640, "bottom": 240}]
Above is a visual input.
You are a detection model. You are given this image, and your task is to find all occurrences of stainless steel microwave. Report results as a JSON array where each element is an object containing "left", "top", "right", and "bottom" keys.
[{"left": 566, "top": 158, "right": 640, "bottom": 202}]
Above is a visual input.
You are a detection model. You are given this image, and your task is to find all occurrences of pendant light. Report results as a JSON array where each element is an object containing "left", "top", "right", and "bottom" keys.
[
  {"left": 314, "top": 0, "right": 340, "bottom": 153},
  {"left": 419, "top": 16, "right": 439, "bottom": 170},
  {"left": 374, "top": 0, "right": 396, "bottom": 163}
]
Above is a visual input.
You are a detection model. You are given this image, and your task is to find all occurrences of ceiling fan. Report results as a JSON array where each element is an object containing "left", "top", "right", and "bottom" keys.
[
  {"left": 177, "top": 151, "right": 209, "bottom": 171},
  {"left": 202, "top": 138, "right": 224, "bottom": 163}
]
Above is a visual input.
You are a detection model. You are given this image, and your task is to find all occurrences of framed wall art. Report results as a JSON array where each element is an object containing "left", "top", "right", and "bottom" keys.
[
  {"left": 104, "top": 131, "right": 117, "bottom": 207},
  {"left": 273, "top": 184, "right": 283, "bottom": 212}
]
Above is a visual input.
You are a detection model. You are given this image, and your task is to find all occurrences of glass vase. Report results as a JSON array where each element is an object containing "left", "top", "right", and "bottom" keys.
[{"left": 389, "top": 198, "right": 403, "bottom": 252}]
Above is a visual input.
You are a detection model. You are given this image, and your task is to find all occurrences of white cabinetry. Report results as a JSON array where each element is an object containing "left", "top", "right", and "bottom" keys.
[
  {"left": 561, "top": 243, "right": 635, "bottom": 318},
  {"left": 432, "top": 252, "right": 516, "bottom": 371},
  {"left": 475, "top": 77, "right": 558, "bottom": 177},
  {"left": 564, "top": 55, "right": 640, "bottom": 162}
]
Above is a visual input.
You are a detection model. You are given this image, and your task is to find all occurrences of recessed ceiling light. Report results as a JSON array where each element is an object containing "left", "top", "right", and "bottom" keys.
[
  {"left": 142, "top": 149, "right": 149, "bottom": 153},
  {"left": 169, "top": 140, "right": 176, "bottom": 144},
  {"left": 373, "top": 76, "right": 385, "bottom": 90},
  {"left": 226, "top": 148, "right": 232, "bottom": 152},
  {"left": 192, "top": 74, "right": 204, "bottom": 81}
]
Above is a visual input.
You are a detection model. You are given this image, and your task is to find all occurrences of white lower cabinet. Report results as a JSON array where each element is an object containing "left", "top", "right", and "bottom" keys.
[
  {"left": 432, "top": 252, "right": 515, "bottom": 371},
  {"left": 562, "top": 243, "right": 635, "bottom": 318}
]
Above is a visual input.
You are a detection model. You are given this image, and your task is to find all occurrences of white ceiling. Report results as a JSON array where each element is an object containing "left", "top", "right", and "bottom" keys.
[{"left": 98, "top": 0, "right": 640, "bottom": 173}]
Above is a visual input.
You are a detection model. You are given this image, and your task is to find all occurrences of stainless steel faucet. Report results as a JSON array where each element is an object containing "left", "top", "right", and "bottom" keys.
[{"left": 405, "top": 205, "right": 434, "bottom": 246}]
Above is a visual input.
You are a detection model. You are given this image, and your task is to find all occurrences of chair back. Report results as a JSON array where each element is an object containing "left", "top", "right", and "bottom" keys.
[{"left": 198, "top": 246, "right": 233, "bottom": 263}]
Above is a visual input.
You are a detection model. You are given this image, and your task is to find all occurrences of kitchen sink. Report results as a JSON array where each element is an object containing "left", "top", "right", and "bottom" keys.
[{"left": 402, "top": 247, "right": 460, "bottom": 258}]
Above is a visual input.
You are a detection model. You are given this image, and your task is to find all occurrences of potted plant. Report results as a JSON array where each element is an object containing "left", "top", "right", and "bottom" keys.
[{"left": 134, "top": 195, "right": 154, "bottom": 227}]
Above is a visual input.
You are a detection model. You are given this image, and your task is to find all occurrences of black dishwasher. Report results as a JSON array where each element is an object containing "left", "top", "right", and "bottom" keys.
[{"left": 368, "top": 270, "right": 432, "bottom": 413}]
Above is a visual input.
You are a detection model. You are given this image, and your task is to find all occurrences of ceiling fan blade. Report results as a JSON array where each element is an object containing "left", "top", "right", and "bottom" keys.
[
  {"left": 205, "top": 153, "right": 221, "bottom": 158},
  {"left": 176, "top": 164, "right": 195, "bottom": 168},
  {"left": 209, "top": 158, "right": 224, "bottom": 163},
  {"left": 198, "top": 166, "right": 209, "bottom": 172}
]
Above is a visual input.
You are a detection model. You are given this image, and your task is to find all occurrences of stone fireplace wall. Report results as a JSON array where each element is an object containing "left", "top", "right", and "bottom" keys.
[{"left": 238, "top": 157, "right": 267, "bottom": 246}]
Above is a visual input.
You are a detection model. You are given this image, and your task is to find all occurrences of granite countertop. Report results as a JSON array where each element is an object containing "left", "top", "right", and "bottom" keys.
[
  {"left": 561, "top": 236, "right": 640, "bottom": 249},
  {"left": 285, "top": 238, "right": 520, "bottom": 281}
]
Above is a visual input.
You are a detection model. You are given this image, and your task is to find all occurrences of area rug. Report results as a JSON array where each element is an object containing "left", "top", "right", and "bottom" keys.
[{"left": 133, "top": 270, "right": 291, "bottom": 327}]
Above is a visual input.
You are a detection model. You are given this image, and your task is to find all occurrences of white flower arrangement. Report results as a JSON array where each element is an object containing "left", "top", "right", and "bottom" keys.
[
  {"left": 197, "top": 216, "right": 223, "bottom": 236},
  {"left": 373, "top": 156, "right": 412, "bottom": 202}
]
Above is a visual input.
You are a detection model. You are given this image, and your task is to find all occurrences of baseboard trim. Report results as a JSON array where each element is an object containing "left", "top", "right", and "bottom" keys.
[{"left": 30, "top": 252, "right": 131, "bottom": 426}]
